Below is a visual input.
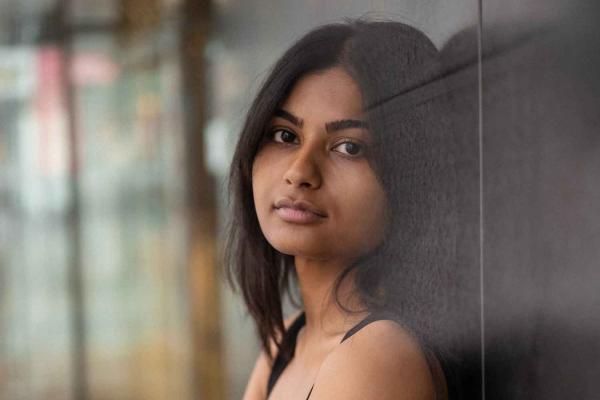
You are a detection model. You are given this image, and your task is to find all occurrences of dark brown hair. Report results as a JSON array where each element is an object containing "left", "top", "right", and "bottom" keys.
[{"left": 222, "top": 18, "right": 459, "bottom": 366}]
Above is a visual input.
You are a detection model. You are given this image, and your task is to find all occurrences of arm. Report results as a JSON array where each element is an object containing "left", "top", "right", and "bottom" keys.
[
  {"left": 242, "top": 310, "right": 303, "bottom": 400},
  {"left": 242, "top": 346, "right": 272, "bottom": 400},
  {"left": 309, "top": 320, "right": 442, "bottom": 400}
]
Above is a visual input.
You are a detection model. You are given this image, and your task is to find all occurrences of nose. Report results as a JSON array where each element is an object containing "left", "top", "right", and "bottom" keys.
[{"left": 283, "top": 146, "right": 323, "bottom": 189}]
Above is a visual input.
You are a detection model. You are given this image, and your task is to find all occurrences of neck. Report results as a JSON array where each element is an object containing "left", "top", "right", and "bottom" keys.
[{"left": 294, "top": 256, "right": 369, "bottom": 343}]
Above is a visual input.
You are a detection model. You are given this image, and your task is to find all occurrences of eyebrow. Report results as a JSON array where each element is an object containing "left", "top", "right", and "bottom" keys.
[{"left": 273, "top": 108, "right": 369, "bottom": 133}]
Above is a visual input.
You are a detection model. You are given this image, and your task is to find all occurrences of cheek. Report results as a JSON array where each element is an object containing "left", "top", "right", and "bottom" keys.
[
  {"left": 251, "top": 155, "right": 274, "bottom": 224},
  {"left": 336, "top": 180, "right": 389, "bottom": 251},
  {"left": 251, "top": 161, "right": 265, "bottom": 212}
]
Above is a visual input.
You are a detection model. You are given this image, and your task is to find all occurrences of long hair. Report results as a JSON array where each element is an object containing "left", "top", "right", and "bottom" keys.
[{"left": 222, "top": 19, "right": 460, "bottom": 367}]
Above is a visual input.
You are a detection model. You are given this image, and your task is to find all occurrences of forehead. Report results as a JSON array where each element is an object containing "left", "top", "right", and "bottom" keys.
[{"left": 280, "top": 67, "right": 364, "bottom": 121}]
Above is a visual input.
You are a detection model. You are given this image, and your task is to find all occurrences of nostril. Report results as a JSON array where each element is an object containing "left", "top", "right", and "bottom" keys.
[
  {"left": 284, "top": 163, "right": 322, "bottom": 189},
  {"left": 285, "top": 177, "right": 315, "bottom": 189}
]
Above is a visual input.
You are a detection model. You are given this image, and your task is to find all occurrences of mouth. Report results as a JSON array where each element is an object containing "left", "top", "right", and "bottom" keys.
[
  {"left": 273, "top": 197, "right": 328, "bottom": 223},
  {"left": 273, "top": 206, "right": 326, "bottom": 224}
]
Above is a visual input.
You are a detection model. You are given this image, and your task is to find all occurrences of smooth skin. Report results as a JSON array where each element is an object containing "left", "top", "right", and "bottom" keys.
[{"left": 244, "top": 67, "right": 444, "bottom": 400}]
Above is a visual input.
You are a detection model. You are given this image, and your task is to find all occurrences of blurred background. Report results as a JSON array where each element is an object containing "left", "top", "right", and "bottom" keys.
[{"left": 0, "top": 0, "right": 598, "bottom": 399}]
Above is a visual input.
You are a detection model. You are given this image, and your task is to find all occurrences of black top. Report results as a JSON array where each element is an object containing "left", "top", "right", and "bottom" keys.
[{"left": 266, "top": 310, "right": 418, "bottom": 400}]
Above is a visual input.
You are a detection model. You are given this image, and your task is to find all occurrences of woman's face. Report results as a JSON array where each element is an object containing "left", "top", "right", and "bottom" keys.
[{"left": 252, "top": 67, "right": 389, "bottom": 263}]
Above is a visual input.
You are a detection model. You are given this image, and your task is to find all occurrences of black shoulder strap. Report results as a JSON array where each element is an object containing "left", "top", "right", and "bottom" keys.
[
  {"left": 340, "top": 310, "right": 397, "bottom": 343},
  {"left": 266, "top": 312, "right": 306, "bottom": 397}
]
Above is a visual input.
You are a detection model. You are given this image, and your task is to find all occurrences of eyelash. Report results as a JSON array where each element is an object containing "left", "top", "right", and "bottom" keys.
[{"left": 266, "top": 128, "right": 365, "bottom": 157}]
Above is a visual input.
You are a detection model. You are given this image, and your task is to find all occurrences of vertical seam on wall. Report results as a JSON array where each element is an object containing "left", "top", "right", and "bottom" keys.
[{"left": 477, "top": 0, "right": 486, "bottom": 399}]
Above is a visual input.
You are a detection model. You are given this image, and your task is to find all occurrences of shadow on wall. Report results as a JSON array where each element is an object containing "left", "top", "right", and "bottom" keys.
[{"left": 442, "top": 1, "right": 600, "bottom": 399}]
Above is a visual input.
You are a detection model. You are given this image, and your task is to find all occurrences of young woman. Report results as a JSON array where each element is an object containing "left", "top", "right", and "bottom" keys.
[{"left": 223, "top": 19, "right": 462, "bottom": 400}]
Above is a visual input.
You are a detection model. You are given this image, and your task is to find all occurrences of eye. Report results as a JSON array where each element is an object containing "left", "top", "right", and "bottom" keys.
[
  {"left": 270, "top": 128, "right": 299, "bottom": 144},
  {"left": 332, "top": 140, "right": 363, "bottom": 156}
]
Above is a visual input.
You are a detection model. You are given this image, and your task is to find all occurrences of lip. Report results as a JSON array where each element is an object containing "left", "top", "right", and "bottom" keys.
[
  {"left": 274, "top": 198, "right": 328, "bottom": 217},
  {"left": 273, "top": 197, "right": 328, "bottom": 223},
  {"left": 274, "top": 207, "right": 325, "bottom": 223}
]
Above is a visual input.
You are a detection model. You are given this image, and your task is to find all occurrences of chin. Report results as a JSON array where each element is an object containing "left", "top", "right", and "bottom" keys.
[{"left": 268, "top": 237, "right": 328, "bottom": 259}]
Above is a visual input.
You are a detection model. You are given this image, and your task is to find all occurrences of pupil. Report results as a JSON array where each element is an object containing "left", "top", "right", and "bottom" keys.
[
  {"left": 283, "top": 131, "right": 294, "bottom": 142},
  {"left": 346, "top": 143, "right": 359, "bottom": 154}
]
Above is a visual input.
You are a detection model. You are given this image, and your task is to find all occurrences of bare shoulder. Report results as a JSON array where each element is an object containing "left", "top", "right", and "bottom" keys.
[
  {"left": 241, "top": 310, "right": 304, "bottom": 400},
  {"left": 310, "top": 320, "right": 438, "bottom": 400}
]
